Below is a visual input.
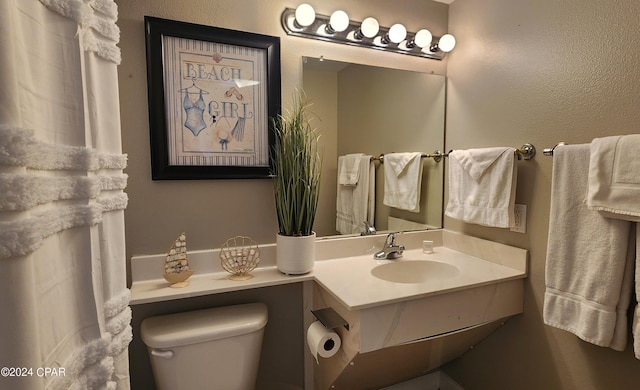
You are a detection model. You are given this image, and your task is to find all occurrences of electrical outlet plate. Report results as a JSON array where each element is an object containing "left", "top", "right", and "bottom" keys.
[{"left": 511, "top": 204, "right": 527, "bottom": 233}]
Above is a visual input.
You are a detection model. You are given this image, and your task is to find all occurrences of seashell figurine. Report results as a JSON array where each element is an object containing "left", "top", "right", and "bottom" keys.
[
  {"left": 163, "top": 232, "right": 193, "bottom": 288},
  {"left": 219, "top": 236, "right": 260, "bottom": 280}
]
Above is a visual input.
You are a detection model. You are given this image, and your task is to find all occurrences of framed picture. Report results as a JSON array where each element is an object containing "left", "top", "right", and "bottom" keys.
[{"left": 144, "top": 16, "right": 281, "bottom": 179}]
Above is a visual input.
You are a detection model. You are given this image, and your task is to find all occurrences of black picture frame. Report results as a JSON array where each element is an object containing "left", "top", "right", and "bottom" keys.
[{"left": 144, "top": 16, "right": 281, "bottom": 180}]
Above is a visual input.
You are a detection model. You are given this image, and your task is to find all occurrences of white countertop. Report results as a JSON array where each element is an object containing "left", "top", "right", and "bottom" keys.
[
  {"left": 130, "top": 266, "right": 313, "bottom": 305},
  {"left": 312, "top": 247, "right": 525, "bottom": 310},
  {"left": 130, "top": 230, "right": 528, "bottom": 309}
]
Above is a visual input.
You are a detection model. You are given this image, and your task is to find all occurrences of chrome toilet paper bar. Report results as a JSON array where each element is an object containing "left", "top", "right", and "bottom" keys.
[{"left": 311, "top": 307, "right": 349, "bottom": 330}]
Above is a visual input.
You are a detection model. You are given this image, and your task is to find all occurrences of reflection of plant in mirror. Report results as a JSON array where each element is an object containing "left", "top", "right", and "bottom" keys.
[{"left": 271, "top": 90, "right": 322, "bottom": 237}]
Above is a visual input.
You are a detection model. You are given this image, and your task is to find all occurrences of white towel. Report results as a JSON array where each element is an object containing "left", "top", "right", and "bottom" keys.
[
  {"left": 445, "top": 147, "right": 516, "bottom": 228},
  {"left": 543, "top": 144, "right": 634, "bottom": 350},
  {"left": 634, "top": 227, "right": 640, "bottom": 359},
  {"left": 383, "top": 152, "right": 423, "bottom": 212},
  {"left": 338, "top": 153, "right": 364, "bottom": 185},
  {"left": 586, "top": 134, "right": 640, "bottom": 357},
  {"left": 587, "top": 134, "right": 640, "bottom": 221},
  {"left": 336, "top": 155, "right": 375, "bottom": 234}
]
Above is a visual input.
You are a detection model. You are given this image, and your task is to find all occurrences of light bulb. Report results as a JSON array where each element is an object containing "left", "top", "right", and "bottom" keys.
[
  {"left": 328, "top": 10, "right": 349, "bottom": 33},
  {"left": 438, "top": 34, "right": 456, "bottom": 52},
  {"left": 387, "top": 23, "right": 407, "bottom": 44},
  {"left": 413, "top": 29, "right": 433, "bottom": 48},
  {"left": 295, "top": 4, "right": 316, "bottom": 27},
  {"left": 359, "top": 17, "right": 379, "bottom": 38}
]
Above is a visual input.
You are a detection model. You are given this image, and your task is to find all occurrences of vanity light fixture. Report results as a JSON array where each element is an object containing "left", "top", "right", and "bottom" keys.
[
  {"left": 282, "top": 4, "right": 456, "bottom": 60},
  {"left": 327, "top": 10, "right": 350, "bottom": 34},
  {"left": 294, "top": 3, "right": 316, "bottom": 28},
  {"left": 381, "top": 23, "right": 407, "bottom": 44},
  {"left": 406, "top": 29, "right": 433, "bottom": 49},
  {"left": 431, "top": 33, "right": 456, "bottom": 53},
  {"left": 354, "top": 17, "right": 379, "bottom": 40}
]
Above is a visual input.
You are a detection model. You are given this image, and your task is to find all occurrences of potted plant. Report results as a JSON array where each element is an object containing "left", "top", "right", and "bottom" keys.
[{"left": 271, "top": 91, "right": 322, "bottom": 274}]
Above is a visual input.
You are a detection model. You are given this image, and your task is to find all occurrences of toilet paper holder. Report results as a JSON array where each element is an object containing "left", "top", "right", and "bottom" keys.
[{"left": 311, "top": 308, "right": 349, "bottom": 331}]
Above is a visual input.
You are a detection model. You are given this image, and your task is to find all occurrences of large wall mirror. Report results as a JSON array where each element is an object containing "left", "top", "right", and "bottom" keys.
[{"left": 303, "top": 57, "right": 446, "bottom": 238}]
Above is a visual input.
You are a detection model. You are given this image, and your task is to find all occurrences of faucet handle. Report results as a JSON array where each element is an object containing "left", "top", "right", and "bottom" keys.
[
  {"left": 374, "top": 232, "right": 404, "bottom": 259},
  {"left": 386, "top": 232, "right": 399, "bottom": 245}
]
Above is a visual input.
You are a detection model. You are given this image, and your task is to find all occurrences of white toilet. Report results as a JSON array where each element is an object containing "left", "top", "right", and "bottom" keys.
[{"left": 141, "top": 302, "right": 268, "bottom": 390}]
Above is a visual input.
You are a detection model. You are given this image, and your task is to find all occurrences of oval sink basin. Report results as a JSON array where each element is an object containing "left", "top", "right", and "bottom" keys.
[{"left": 371, "top": 260, "right": 460, "bottom": 284}]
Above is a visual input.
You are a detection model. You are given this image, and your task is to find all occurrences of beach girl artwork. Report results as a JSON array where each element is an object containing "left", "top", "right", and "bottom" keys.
[
  {"left": 165, "top": 36, "right": 264, "bottom": 165},
  {"left": 145, "top": 17, "right": 281, "bottom": 179}
]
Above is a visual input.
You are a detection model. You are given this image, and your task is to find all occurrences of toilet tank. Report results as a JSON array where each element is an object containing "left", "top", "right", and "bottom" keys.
[{"left": 141, "top": 302, "right": 268, "bottom": 390}]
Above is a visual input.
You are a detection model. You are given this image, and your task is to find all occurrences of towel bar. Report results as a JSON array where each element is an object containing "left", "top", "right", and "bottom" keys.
[
  {"left": 371, "top": 143, "right": 536, "bottom": 163},
  {"left": 371, "top": 150, "right": 449, "bottom": 164}
]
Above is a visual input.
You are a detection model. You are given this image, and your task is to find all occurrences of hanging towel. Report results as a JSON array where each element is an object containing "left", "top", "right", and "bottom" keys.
[
  {"left": 383, "top": 152, "right": 423, "bottom": 212},
  {"left": 543, "top": 144, "right": 634, "bottom": 350},
  {"left": 634, "top": 227, "right": 640, "bottom": 359},
  {"left": 338, "top": 153, "right": 364, "bottom": 185},
  {"left": 586, "top": 134, "right": 640, "bottom": 358},
  {"left": 366, "top": 160, "right": 375, "bottom": 229},
  {"left": 445, "top": 147, "right": 516, "bottom": 228},
  {"left": 336, "top": 155, "right": 375, "bottom": 234},
  {"left": 587, "top": 134, "right": 640, "bottom": 221}
]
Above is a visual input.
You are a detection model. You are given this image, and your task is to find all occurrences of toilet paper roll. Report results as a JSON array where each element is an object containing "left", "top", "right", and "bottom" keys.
[{"left": 307, "top": 321, "right": 341, "bottom": 363}]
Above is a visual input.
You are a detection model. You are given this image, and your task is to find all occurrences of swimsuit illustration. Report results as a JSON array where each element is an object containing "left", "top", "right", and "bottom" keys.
[
  {"left": 183, "top": 90, "right": 207, "bottom": 136},
  {"left": 179, "top": 78, "right": 253, "bottom": 148},
  {"left": 180, "top": 78, "right": 210, "bottom": 136}
]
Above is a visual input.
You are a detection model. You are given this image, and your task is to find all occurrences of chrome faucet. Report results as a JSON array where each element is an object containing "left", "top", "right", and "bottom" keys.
[
  {"left": 361, "top": 221, "right": 377, "bottom": 236},
  {"left": 374, "top": 232, "right": 405, "bottom": 259}
]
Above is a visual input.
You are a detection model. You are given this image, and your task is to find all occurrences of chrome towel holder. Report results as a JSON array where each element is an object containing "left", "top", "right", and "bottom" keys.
[{"left": 371, "top": 143, "right": 537, "bottom": 163}]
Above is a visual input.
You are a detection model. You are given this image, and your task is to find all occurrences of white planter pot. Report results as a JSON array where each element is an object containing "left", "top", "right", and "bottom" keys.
[{"left": 276, "top": 232, "right": 316, "bottom": 275}]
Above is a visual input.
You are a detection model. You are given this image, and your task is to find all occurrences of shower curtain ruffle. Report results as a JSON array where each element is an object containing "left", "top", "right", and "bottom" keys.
[
  {"left": 38, "top": 0, "right": 121, "bottom": 64},
  {"left": 0, "top": 125, "right": 128, "bottom": 259},
  {"left": 0, "top": 1, "right": 130, "bottom": 389}
]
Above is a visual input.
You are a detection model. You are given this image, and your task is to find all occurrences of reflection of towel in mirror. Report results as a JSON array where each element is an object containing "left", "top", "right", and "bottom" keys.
[
  {"left": 635, "top": 228, "right": 640, "bottom": 359},
  {"left": 336, "top": 155, "right": 375, "bottom": 234},
  {"left": 445, "top": 147, "right": 516, "bottom": 228},
  {"left": 338, "top": 153, "right": 364, "bottom": 185},
  {"left": 544, "top": 144, "right": 634, "bottom": 352},
  {"left": 383, "top": 152, "right": 423, "bottom": 212}
]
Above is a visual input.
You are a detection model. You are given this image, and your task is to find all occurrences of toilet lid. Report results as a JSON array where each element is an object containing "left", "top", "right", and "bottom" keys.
[{"left": 141, "top": 302, "right": 268, "bottom": 348}]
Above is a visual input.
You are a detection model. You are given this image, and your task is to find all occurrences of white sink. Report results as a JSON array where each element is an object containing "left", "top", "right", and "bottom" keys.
[
  {"left": 313, "top": 244, "right": 526, "bottom": 310},
  {"left": 371, "top": 260, "right": 460, "bottom": 284}
]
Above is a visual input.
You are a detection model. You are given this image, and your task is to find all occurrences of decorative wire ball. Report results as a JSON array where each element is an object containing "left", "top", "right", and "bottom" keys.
[{"left": 219, "top": 236, "right": 260, "bottom": 280}]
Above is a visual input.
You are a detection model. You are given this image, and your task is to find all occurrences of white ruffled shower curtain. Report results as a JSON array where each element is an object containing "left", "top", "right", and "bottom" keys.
[{"left": 0, "top": 1, "right": 131, "bottom": 389}]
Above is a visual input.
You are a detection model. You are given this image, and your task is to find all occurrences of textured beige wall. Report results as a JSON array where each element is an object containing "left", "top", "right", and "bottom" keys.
[{"left": 443, "top": 0, "right": 640, "bottom": 389}]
